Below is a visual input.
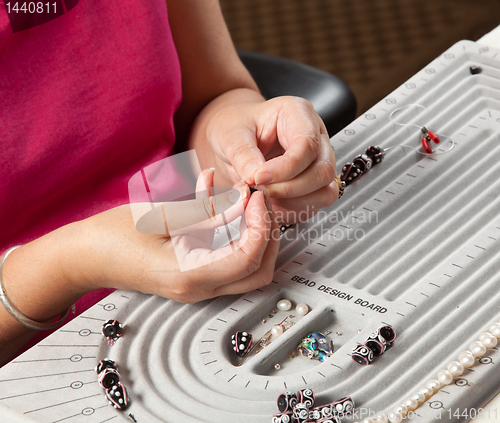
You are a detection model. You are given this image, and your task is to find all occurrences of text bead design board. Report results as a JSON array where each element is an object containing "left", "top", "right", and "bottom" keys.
[{"left": 1, "top": 40, "right": 500, "bottom": 423}]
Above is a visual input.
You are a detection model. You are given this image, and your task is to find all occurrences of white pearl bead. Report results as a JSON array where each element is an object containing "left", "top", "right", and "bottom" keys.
[
  {"left": 489, "top": 323, "right": 500, "bottom": 339},
  {"left": 447, "top": 361, "right": 464, "bottom": 376},
  {"left": 479, "top": 332, "right": 498, "bottom": 349},
  {"left": 388, "top": 411, "right": 403, "bottom": 423},
  {"left": 458, "top": 351, "right": 475, "bottom": 368},
  {"left": 469, "top": 341, "right": 487, "bottom": 357},
  {"left": 437, "top": 369, "right": 453, "bottom": 385},
  {"left": 426, "top": 379, "right": 442, "bottom": 392},
  {"left": 375, "top": 412, "right": 389, "bottom": 423},
  {"left": 277, "top": 299, "right": 292, "bottom": 311},
  {"left": 412, "top": 392, "right": 426, "bottom": 405},
  {"left": 404, "top": 398, "right": 418, "bottom": 411},
  {"left": 419, "top": 386, "right": 434, "bottom": 399},
  {"left": 393, "top": 404, "right": 407, "bottom": 417},
  {"left": 296, "top": 303, "right": 309, "bottom": 316},
  {"left": 362, "top": 418, "right": 374, "bottom": 423},
  {"left": 271, "top": 324, "right": 284, "bottom": 337}
]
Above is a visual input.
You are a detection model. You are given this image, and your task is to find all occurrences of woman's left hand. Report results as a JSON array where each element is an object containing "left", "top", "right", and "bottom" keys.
[{"left": 205, "top": 95, "right": 339, "bottom": 224}]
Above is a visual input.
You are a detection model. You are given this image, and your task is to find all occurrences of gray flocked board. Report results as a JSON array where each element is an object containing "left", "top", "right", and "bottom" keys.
[{"left": 1, "top": 40, "right": 500, "bottom": 423}]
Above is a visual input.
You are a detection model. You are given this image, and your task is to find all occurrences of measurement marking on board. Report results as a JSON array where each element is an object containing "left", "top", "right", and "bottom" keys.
[
  {"left": 331, "top": 363, "right": 342, "bottom": 370},
  {"left": 228, "top": 374, "right": 237, "bottom": 383},
  {"left": 265, "top": 380, "right": 269, "bottom": 390},
  {"left": 243, "top": 298, "right": 253, "bottom": 303},
  {"left": 205, "top": 360, "right": 217, "bottom": 366},
  {"left": 79, "top": 316, "right": 106, "bottom": 322},
  {"left": 302, "top": 376, "right": 307, "bottom": 385},
  {"left": 452, "top": 264, "right": 463, "bottom": 268},
  {"left": 229, "top": 308, "right": 238, "bottom": 312},
  {"left": 406, "top": 302, "right": 417, "bottom": 308},
  {"left": 444, "top": 274, "right": 452, "bottom": 278},
  {"left": 421, "top": 293, "right": 429, "bottom": 297},
  {"left": 397, "top": 312, "right": 405, "bottom": 317},
  {"left": 38, "top": 344, "right": 99, "bottom": 348},
  {"left": 429, "top": 283, "right": 441, "bottom": 288},
  {"left": 217, "top": 318, "right": 227, "bottom": 323}
]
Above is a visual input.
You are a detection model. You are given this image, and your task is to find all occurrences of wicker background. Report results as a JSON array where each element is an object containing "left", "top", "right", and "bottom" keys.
[{"left": 219, "top": 0, "right": 500, "bottom": 116}]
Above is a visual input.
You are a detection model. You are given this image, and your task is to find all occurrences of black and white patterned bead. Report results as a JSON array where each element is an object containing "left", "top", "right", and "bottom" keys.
[
  {"left": 231, "top": 331, "right": 253, "bottom": 357},
  {"left": 378, "top": 324, "right": 396, "bottom": 344},
  {"left": 365, "top": 145, "right": 386, "bottom": 165},
  {"left": 330, "top": 396, "right": 355, "bottom": 417},
  {"left": 296, "top": 388, "right": 315, "bottom": 408},
  {"left": 276, "top": 392, "right": 298, "bottom": 413},
  {"left": 272, "top": 412, "right": 292, "bottom": 423},
  {"left": 292, "top": 403, "right": 310, "bottom": 423},
  {"left": 365, "top": 332, "right": 388, "bottom": 357},
  {"left": 351, "top": 344, "right": 374, "bottom": 366},
  {"left": 352, "top": 153, "right": 373, "bottom": 173}
]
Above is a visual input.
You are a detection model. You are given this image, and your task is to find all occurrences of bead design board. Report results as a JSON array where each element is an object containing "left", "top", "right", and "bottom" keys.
[{"left": 1, "top": 39, "right": 500, "bottom": 423}]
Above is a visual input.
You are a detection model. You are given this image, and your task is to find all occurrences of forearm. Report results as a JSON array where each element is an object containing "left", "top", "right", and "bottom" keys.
[{"left": 0, "top": 223, "right": 90, "bottom": 365}]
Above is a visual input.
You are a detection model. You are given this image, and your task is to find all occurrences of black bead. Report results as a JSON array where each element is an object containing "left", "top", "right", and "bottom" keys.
[
  {"left": 352, "top": 154, "right": 373, "bottom": 173},
  {"left": 340, "top": 163, "right": 362, "bottom": 186},
  {"left": 365, "top": 145, "right": 386, "bottom": 165}
]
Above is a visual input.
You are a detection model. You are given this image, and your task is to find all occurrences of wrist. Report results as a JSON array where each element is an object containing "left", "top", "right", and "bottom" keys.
[{"left": 2, "top": 224, "right": 91, "bottom": 324}]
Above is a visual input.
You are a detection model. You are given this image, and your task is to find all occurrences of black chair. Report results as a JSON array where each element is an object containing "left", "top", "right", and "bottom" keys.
[{"left": 238, "top": 50, "right": 357, "bottom": 137}]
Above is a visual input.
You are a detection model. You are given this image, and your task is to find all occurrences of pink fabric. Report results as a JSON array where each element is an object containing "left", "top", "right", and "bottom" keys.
[{"left": 0, "top": 0, "right": 182, "bottom": 347}]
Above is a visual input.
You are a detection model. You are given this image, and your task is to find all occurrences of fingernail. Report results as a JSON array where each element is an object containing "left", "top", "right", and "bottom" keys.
[
  {"left": 209, "top": 167, "right": 215, "bottom": 172},
  {"left": 255, "top": 184, "right": 267, "bottom": 192},
  {"left": 255, "top": 172, "right": 273, "bottom": 185}
]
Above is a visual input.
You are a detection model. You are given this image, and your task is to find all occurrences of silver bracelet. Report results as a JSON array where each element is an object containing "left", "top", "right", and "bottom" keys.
[{"left": 0, "top": 245, "right": 73, "bottom": 330}]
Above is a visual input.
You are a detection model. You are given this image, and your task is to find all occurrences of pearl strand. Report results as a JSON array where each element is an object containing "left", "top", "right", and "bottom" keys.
[{"left": 354, "top": 320, "right": 500, "bottom": 423}]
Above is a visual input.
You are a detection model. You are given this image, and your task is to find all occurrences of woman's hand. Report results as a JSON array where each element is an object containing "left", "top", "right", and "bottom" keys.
[
  {"left": 66, "top": 174, "right": 280, "bottom": 304},
  {"left": 198, "top": 95, "right": 340, "bottom": 224}
]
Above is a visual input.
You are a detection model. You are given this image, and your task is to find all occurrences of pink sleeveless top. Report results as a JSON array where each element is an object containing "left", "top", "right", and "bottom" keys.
[{"left": 0, "top": 0, "right": 182, "bottom": 349}]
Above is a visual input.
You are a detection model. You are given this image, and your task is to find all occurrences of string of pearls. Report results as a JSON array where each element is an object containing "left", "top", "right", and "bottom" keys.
[{"left": 355, "top": 320, "right": 500, "bottom": 423}]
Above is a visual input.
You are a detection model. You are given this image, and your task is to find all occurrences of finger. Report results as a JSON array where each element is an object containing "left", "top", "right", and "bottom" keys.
[
  {"left": 264, "top": 137, "right": 336, "bottom": 199},
  {"left": 270, "top": 181, "right": 339, "bottom": 213},
  {"left": 186, "top": 191, "right": 273, "bottom": 283},
  {"left": 193, "top": 168, "right": 215, "bottom": 245},
  {"left": 134, "top": 183, "right": 249, "bottom": 235},
  {"left": 211, "top": 119, "right": 267, "bottom": 185},
  {"left": 254, "top": 98, "right": 326, "bottom": 185},
  {"left": 213, "top": 211, "right": 281, "bottom": 297}
]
